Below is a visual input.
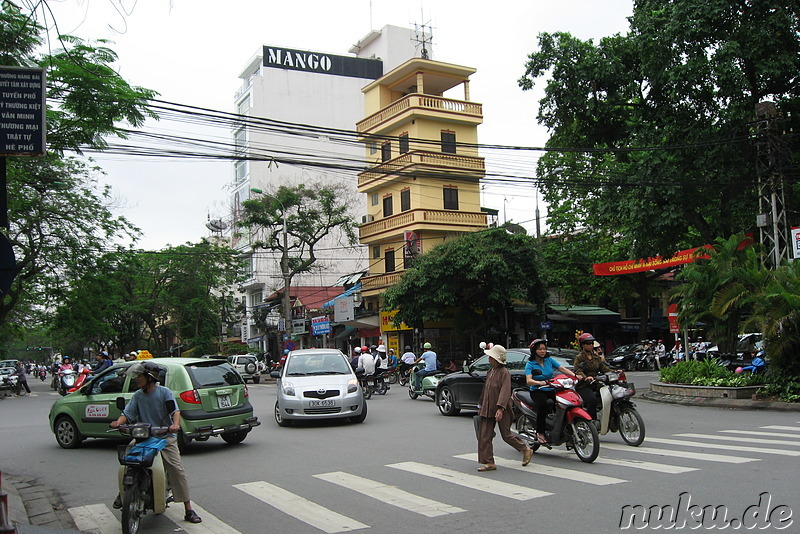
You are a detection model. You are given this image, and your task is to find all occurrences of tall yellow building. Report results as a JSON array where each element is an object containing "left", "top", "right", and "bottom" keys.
[{"left": 356, "top": 58, "right": 487, "bottom": 332}]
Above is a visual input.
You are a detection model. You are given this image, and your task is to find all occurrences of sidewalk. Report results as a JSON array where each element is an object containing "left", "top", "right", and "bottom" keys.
[
  {"left": 642, "top": 389, "right": 800, "bottom": 411},
  {"left": 1, "top": 472, "right": 80, "bottom": 534}
]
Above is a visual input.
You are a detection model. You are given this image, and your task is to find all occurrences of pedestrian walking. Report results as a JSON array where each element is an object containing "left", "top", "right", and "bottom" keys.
[
  {"left": 476, "top": 344, "right": 532, "bottom": 471},
  {"left": 16, "top": 362, "right": 31, "bottom": 395}
]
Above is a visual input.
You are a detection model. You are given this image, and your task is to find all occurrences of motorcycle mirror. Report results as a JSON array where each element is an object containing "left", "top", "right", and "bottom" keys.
[{"left": 115, "top": 396, "right": 126, "bottom": 410}]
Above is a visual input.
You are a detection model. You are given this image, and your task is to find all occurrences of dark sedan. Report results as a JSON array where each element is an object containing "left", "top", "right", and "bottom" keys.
[{"left": 435, "top": 348, "right": 573, "bottom": 416}]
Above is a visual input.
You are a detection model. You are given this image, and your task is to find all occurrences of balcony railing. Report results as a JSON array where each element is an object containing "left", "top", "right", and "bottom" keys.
[
  {"left": 359, "top": 208, "right": 487, "bottom": 240},
  {"left": 357, "top": 94, "right": 483, "bottom": 133},
  {"left": 358, "top": 150, "right": 484, "bottom": 188},
  {"left": 361, "top": 272, "right": 404, "bottom": 292}
]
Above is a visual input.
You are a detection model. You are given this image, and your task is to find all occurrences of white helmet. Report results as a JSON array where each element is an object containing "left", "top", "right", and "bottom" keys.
[{"left": 377, "top": 345, "right": 386, "bottom": 353}]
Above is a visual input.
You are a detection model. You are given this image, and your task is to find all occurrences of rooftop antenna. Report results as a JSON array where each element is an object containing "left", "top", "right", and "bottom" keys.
[{"left": 412, "top": 11, "right": 434, "bottom": 60}]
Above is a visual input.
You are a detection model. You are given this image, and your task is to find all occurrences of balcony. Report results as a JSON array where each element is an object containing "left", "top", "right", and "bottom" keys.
[
  {"left": 357, "top": 93, "right": 483, "bottom": 134},
  {"left": 361, "top": 272, "right": 405, "bottom": 293},
  {"left": 358, "top": 208, "right": 487, "bottom": 240},
  {"left": 358, "top": 150, "right": 484, "bottom": 190}
]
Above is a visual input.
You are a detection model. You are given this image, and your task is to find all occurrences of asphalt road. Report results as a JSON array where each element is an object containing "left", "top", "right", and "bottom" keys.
[{"left": 1, "top": 371, "right": 798, "bottom": 533}]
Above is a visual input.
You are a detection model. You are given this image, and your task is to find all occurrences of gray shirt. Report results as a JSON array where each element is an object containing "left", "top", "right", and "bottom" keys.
[{"left": 123, "top": 384, "right": 178, "bottom": 434}]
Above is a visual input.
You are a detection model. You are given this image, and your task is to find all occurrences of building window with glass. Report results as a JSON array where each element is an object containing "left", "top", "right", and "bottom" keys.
[
  {"left": 383, "top": 195, "right": 393, "bottom": 217},
  {"left": 373, "top": 245, "right": 380, "bottom": 259},
  {"left": 399, "top": 133, "right": 409, "bottom": 154},
  {"left": 443, "top": 186, "right": 459, "bottom": 210},
  {"left": 385, "top": 249, "right": 395, "bottom": 273},
  {"left": 381, "top": 142, "right": 392, "bottom": 162},
  {"left": 371, "top": 193, "right": 379, "bottom": 206},
  {"left": 400, "top": 188, "right": 411, "bottom": 212},
  {"left": 441, "top": 131, "right": 456, "bottom": 154}
]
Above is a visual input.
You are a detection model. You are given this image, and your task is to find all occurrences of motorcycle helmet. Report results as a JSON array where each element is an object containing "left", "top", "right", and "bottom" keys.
[
  {"left": 578, "top": 333, "right": 596, "bottom": 344},
  {"left": 404, "top": 346, "right": 411, "bottom": 351},
  {"left": 423, "top": 342, "right": 432, "bottom": 349},
  {"left": 353, "top": 346, "right": 362, "bottom": 353},
  {"left": 361, "top": 346, "right": 369, "bottom": 353}
]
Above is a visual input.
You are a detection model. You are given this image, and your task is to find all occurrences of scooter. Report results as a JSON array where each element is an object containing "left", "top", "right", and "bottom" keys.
[
  {"left": 593, "top": 371, "right": 645, "bottom": 446},
  {"left": 511, "top": 373, "right": 600, "bottom": 463},
  {"left": 58, "top": 369, "right": 77, "bottom": 396},
  {"left": 38, "top": 368, "right": 47, "bottom": 381},
  {"left": 67, "top": 366, "right": 93, "bottom": 394},
  {"left": 115, "top": 422, "right": 172, "bottom": 534},
  {"left": 358, "top": 372, "right": 388, "bottom": 399},
  {"left": 408, "top": 363, "right": 442, "bottom": 400}
]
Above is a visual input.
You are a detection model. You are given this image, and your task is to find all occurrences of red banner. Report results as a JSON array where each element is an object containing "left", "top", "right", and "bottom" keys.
[{"left": 593, "top": 246, "right": 711, "bottom": 276}]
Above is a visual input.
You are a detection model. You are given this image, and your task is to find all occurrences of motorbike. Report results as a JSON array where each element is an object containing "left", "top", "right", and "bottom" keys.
[
  {"left": 408, "top": 363, "right": 442, "bottom": 400},
  {"left": 58, "top": 368, "right": 77, "bottom": 396},
  {"left": 67, "top": 366, "right": 93, "bottom": 394},
  {"left": 511, "top": 373, "right": 600, "bottom": 463},
  {"left": 593, "top": 371, "right": 645, "bottom": 446},
  {"left": 38, "top": 368, "right": 47, "bottom": 381},
  {"left": 359, "top": 371, "right": 388, "bottom": 399},
  {"left": 115, "top": 421, "right": 172, "bottom": 534}
]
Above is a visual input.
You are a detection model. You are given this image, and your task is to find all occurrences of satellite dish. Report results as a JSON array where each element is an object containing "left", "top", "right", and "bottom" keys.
[
  {"left": 206, "top": 219, "right": 228, "bottom": 232},
  {"left": 505, "top": 223, "right": 527, "bottom": 235}
]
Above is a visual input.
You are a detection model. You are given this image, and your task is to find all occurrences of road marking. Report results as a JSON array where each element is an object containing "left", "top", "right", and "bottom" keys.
[
  {"left": 720, "top": 429, "right": 800, "bottom": 440},
  {"left": 676, "top": 432, "right": 800, "bottom": 447},
  {"left": 314, "top": 471, "right": 465, "bottom": 517},
  {"left": 68, "top": 503, "right": 118, "bottom": 534},
  {"left": 592, "top": 456, "right": 699, "bottom": 474},
  {"left": 452, "top": 453, "right": 626, "bottom": 485},
  {"left": 386, "top": 462, "right": 552, "bottom": 501},
  {"left": 601, "top": 442, "right": 757, "bottom": 463},
  {"left": 234, "top": 480, "right": 368, "bottom": 533},
  {"left": 760, "top": 425, "right": 800, "bottom": 432},
  {"left": 163, "top": 502, "right": 242, "bottom": 533},
  {"left": 647, "top": 437, "right": 800, "bottom": 456}
]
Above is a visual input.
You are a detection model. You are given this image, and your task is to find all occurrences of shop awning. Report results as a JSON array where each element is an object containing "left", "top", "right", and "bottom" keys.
[
  {"left": 322, "top": 283, "right": 362, "bottom": 309},
  {"left": 333, "top": 325, "right": 357, "bottom": 340},
  {"left": 549, "top": 305, "right": 621, "bottom": 323}
]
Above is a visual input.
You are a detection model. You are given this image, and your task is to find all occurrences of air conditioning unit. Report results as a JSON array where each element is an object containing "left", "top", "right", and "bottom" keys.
[{"left": 361, "top": 214, "right": 375, "bottom": 224}]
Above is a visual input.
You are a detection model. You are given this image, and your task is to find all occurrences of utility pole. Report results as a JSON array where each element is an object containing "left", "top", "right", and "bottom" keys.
[{"left": 754, "top": 101, "right": 791, "bottom": 268}]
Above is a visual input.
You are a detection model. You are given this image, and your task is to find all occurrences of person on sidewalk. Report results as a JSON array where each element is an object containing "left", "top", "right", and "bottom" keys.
[
  {"left": 476, "top": 344, "right": 533, "bottom": 471},
  {"left": 110, "top": 361, "right": 202, "bottom": 524},
  {"left": 15, "top": 362, "right": 31, "bottom": 395}
]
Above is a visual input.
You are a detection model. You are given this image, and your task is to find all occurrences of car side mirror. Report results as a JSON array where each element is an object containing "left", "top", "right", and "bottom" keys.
[
  {"left": 270, "top": 371, "right": 281, "bottom": 379},
  {"left": 115, "top": 396, "right": 126, "bottom": 410}
]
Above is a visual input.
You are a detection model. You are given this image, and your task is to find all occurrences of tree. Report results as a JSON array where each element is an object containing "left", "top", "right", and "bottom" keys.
[
  {"left": 518, "top": 1, "right": 800, "bottom": 260},
  {"left": 240, "top": 182, "right": 358, "bottom": 285},
  {"left": 382, "top": 228, "right": 548, "bottom": 344}
]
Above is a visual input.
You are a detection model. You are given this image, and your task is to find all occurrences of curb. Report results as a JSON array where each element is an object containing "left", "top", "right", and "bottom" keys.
[
  {"left": 641, "top": 390, "right": 800, "bottom": 411},
  {"left": 1, "top": 474, "right": 80, "bottom": 534}
]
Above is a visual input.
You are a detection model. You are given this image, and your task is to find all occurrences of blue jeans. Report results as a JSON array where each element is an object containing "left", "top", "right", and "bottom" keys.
[{"left": 414, "top": 369, "right": 434, "bottom": 389}]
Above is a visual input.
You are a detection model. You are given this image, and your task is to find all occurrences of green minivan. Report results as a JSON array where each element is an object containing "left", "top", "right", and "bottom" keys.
[{"left": 48, "top": 358, "right": 260, "bottom": 450}]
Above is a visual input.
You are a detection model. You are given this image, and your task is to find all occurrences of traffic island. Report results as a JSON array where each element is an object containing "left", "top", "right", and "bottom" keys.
[{"left": 643, "top": 381, "right": 800, "bottom": 411}]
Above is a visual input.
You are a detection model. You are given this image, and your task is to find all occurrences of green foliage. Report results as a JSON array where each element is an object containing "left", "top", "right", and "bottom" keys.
[
  {"left": 659, "top": 358, "right": 732, "bottom": 384},
  {"left": 759, "top": 375, "right": 800, "bottom": 403},
  {"left": 382, "top": 228, "right": 547, "bottom": 340}
]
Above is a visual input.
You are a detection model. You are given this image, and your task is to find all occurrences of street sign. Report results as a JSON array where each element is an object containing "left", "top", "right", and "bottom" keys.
[
  {"left": 0, "top": 232, "right": 15, "bottom": 298},
  {"left": 540, "top": 321, "right": 552, "bottom": 330},
  {"left": 0, "top": 67, "right": 47, "bottom": 156},
  {"left": 311, "top": 316, "right": 331, "bottom": 335},
  {"left": 284, "top": 340, "right": 296, "bottom": 351}
]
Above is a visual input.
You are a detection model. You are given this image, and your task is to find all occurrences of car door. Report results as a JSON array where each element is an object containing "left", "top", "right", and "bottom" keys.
[
  {"left": 455, "top": 354, "right": 492, "bottom": 408},
  {"left": 77, "top": 365, "right": 135, "bottom": 437}
]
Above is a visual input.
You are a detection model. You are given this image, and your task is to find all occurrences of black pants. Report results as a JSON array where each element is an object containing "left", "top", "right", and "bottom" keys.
[
  {"left": 531, "top": 389, "right": 555, "bottom": 434},
  {"left": 19, "top": 379, "right": 31, "bottom": 394},
  {"left": 577, "top": 385, "right": 598, "bottom": 419}
]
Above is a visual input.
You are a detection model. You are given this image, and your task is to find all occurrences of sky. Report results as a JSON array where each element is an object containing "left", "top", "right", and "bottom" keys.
[{"left": 38, "top": 0, "right": 634, "bottom": 250}]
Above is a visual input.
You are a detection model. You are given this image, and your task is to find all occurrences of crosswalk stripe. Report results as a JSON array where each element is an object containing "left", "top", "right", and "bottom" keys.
[
  {"left": 720, "top": 429, "right": 800, "bottom": 440},
  {"left": 163, "top": 503, "right": 242, "bottom": 533},
  {"left": 647, "top": 437, "right": 800, "bottom": 456},
  {"left": 601, "top": 442, "right": 757, "bottom": 463},
  {"left": 592, "top": 456, "right": 699, "bottom": 474},
  {"left": 675, "top": 432, "right": 800, "bottom": 447},
  {"left": 234, "top": 481, "right": 368, "bottom": 533},
  {"left": 68, "top": 503, "right": 118, "bottom": 534},
  {"left": 314, "top": 471, "right": 465, "bottom": 517},
  {"left": 386, "top": 461, "right": 552, "bottom": 501},
  {"left": 760, "top": 425, "right": 800, "bottom": 432},
  {"left": 452, "top": 453, "right": 626, "bottom": 485}
]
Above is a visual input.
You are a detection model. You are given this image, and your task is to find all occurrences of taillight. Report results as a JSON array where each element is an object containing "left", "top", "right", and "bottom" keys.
[
  {"left": 618, "top": 371, "right": 627, "bottom": 382},
  {"left": 180, "top": 390, "right": 201, "bottom": 404},
  {"left": 244, "top": 384, "right": 249, "bottom": 398}
]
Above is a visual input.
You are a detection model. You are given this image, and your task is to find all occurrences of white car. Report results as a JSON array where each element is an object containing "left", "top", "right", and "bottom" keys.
[
  {"left": 271, "top": 349, "right": 366, "bottom": 426},
  {"left": 227, "top": 355, "right": 261, "bottom": 384}
]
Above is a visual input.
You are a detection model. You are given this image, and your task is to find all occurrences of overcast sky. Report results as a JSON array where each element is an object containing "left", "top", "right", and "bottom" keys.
[{"left": 39, "top": 0, "right": 633, "bottom": 250}]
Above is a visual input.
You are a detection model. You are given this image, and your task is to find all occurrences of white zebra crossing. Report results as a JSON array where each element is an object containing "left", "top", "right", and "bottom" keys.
[
  {"left": 68, "top": 502, "right": 241, "bottom": 534},
  {"left": 720, "top": 429, "right": 800, "bottom": 439},
  {"left": 675, "top": 432, "right": 800, "bottom": 447},
  {"left": 600, "top": 442, "right": 758, "bottom": 463},
  {"left": 452, "top": 453, "right": 628, "bottom": 484},
  {"left": 760, "top": 425, "right": 800, "bottom": 432},
  {"left": 646, "top": 436, "right": 800, "bottom": 456}
]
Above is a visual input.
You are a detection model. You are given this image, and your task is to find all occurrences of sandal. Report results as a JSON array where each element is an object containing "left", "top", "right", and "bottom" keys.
[
  {"left": 477, "top": 464, "right": 497, "bottom": 472},
  {"left": 536, "top": 434, "right": 548, "bottom": 444},
  {"left": 184, "top": 510, "right": 202, "bottom": 524}
]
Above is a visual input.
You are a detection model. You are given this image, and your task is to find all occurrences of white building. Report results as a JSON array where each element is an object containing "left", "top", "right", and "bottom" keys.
[{"left": 228, "top": 25, "right": 430, "bottom": 351}]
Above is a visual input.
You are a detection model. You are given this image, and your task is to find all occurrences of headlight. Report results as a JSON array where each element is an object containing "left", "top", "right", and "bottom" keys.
[
  {"left": 347, "top": 378, "right": 358, "bottom": 394},
  {"left": 282, "top": 381, "right": 296, "bottom": 396},
  {"left": 131, "top": 426, "right": 150, "bottom": 439}
]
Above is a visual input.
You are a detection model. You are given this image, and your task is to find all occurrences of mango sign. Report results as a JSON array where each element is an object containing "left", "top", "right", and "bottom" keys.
[
  {"left": 136, "top": 350, "right": 153, "bottom": 360},
  {"left": 381, "top": 310, "right": 412, "bottom": 331},
  {"left": 593, "top": 246, "right": 711, "bottom": 276}
]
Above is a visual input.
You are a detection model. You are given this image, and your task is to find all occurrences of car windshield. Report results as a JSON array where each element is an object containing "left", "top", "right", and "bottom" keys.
[
  {"left": 286, "top": 353, "right": 350, "bottom": 376},
  {"left": 186, "top": 361, "right": 243, "bottom": 387}
]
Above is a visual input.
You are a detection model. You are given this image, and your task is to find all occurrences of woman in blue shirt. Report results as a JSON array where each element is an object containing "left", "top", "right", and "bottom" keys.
[{"left": 524, "top": 339, "right": 578, "bottom": 444}]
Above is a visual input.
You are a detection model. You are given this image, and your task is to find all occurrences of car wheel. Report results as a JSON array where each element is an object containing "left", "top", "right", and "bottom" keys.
[
  {"left": 176, "top": 430, "right": 192, "bottom": 453},
  {"left": 349, "top": 401, "right": 367, "bottom": 424},
  {"left": 274, "top": 401, "right": 291, "bottom": 427},
  {"left": 54, "top": 416, "right": 83, "bottom": 449},
  {"left": 221, "top": 430, "right": 249, "bottom": 444},
  {"left": 252, "top": 377, "right": 261, "bottom": 384},
  {"left": 437, "top": 386, "right": 461, "bottom": 416}
]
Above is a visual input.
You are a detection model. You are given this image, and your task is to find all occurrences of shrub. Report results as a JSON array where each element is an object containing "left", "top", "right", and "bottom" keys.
[
  {"left": 759, "top": 374, "right": 800, "bottom": 403},
  {"left": 659, "top": 358, "right": 731, "bottom": 384}
]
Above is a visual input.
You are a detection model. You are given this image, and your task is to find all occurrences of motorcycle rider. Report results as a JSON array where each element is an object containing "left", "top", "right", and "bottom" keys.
[
  {"left": 110, "top": 361, "right": 202, "bottom": 524},
  {"left": 399, "top": 346, "right": 416, "bottom": 380},
  {"left": 357, "top": 346, "right": 376, "bottom": 376},
  {"left": 412, "top": 342, "right": 437, "bottom": 390},
  {"left": 374, "top": 345, "right": 389, "bottom": 388},
  {"left": 350, "top": 346, "right": 362, "bottom": 370},
  {"left": 573, "top": 333, "right": 612, "bottom": 421},
  {"left": 525, "top": 339, "right": 577, "bottom": 444}
]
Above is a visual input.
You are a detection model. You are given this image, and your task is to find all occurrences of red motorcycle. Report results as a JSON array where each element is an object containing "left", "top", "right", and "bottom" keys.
[
  {"left": 67, "top": 366, "right": 93, "bottom": 393},
  {"left": 511, "top": 373, "right": 600, "bottom": 463}
]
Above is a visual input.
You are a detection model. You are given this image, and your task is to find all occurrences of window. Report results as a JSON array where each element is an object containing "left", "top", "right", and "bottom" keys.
[
  {"left": 373, "top": 245, "right": 380, "bottom": 259},
  {"left": 237, "top": 95, "right": 250, "bottom": 115},
  {"left": 385, "top": 249, "right": 395, "bottom": 273},
  {"left": 443, "top": 186, "right": 459, "bottom": 210},
  {"left": 234, "top": 160, "right": 248, "bottom": 182},
  {"left": 249, "top": 291, "right": 263, "bottom": 308},
  {"left": 400, "top": 188, "right": 411, "bottom": 212},
  {"left": 441, "top": 131, "right": 456, "bottom": 154},
  {"left": 399, "top": 133, "right": 409, "bottom": 154},
  {"left": 381, "top": 142, "right": 392, "bottom": 162},
  {"left": 371, "top": 193, "right": 379, "bottom": 206},
  {"left": 383, "top": 195, "right": 393, "bottom": 217},
  {"left": 368, "top": 142, "right": 378, "bottom": 155},
  {"left": 90, "top": 367, "right": 134, "bottom": 395}
]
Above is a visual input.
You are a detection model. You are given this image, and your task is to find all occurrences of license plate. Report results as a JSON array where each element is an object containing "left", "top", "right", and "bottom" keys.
[
  {"left": 218, "top": 394, "right": 232, "bottom": 408},
  {"left": 308, "top": 399, "right": 334, "bottom": 407}
]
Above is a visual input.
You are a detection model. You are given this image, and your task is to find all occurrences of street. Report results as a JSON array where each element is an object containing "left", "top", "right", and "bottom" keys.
[{"left": 1, "top": 373, "right": 798, "bottom": 533}]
